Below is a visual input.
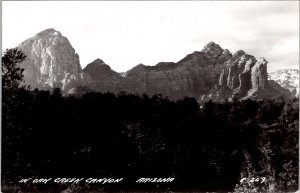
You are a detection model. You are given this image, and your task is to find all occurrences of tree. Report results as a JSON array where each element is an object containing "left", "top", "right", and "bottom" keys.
[
  {"left": 2, "top": 48, "right": 27, "bottom": 186},
  {"left": 2, "top": 48, "right": 26, "bottom": 91}
]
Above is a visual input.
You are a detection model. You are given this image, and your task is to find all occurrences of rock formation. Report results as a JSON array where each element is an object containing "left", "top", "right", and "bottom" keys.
[
  {"left": 204, "top": 54, "right": 292, "bottom": 102},
  {"left": 82, "top": 59, "right": 124, "bottom": 93},
  {"left": 15, "top": 28, "right": 292, "bottom": 101},
  {"left": 236, "top": 58, "right": 256, "bottom": 96},
  {"left": 18, "top": 28, "right": 90, "bottom": 93},
  {"left": 205, "top": 52, "right": 257, "bottom": 102},
  {"left": 250, "top": 57, "right": 269, "bottom": 90},
  {"left": 244, "top": 58, "right": 285, "bottom": 100},
  {"left": 122, "top": 42, "right": 229, "bottom": 99}
]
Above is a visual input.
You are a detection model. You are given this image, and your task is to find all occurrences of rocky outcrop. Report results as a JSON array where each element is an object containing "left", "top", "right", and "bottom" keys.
[
  {"left": 16, "top": 29, "right": 292, "bottom": 101},
  {"left": 81, "top": 42, "right": 232, "bottom": 100},
  {"left": 269, "top": 69, "right": 299, "bottom": 97},
  {"left": 236, "top": 58, "right": 256, "bottom": 96},
  {"left": 230, "top": 55, "right": 256, "bottom": 90},
  {"left": 206, "top": 52, "right": 257, "bottom": 101},
  {"left": 242, "top": 58, "right": 292, "bottom": 100},
  {"left": 201, "top": 54, "right": 292, "bottom": 102},
  {"left": 82, "top": 59, "right": 124, "bottom": 93},
  {"left": 83, "top": 42, "right": 292, "bottom": 101},
  {"left": 18, "top": 28, "right": 89, "bottom": 93},
  {"left": 250, "top": 57, "right": 269, "bottom": 90},
  {"left": 122, "top": 42, "right": 229, "bottom": 99}
]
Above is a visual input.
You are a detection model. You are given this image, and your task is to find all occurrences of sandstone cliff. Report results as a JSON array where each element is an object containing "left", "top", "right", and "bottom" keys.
[
  {"left": 18, "top": 28, "right": 90, "bottom": 92},
  {"left": 243, "top": 58, "right": 290, "bottom": 100},
  {"left": 96, "top": 41, "right": 291, "bottom": 102},
  {"left": 202, "top": 54, "right": 292, "bottom": 102},
  {"left": 124, "top": 42, "right": 230, "bottom": 99},
  {"left": 16, "top": 29, "right": 292, "bottom": 101}
]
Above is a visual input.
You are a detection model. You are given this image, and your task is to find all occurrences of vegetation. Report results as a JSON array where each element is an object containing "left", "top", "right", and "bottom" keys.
[
  {"left": 2, "top": 49, "right": 298, "bottom": 192},
  {"left": 2, "top": 48, "right": 26, "bottom": 90}
]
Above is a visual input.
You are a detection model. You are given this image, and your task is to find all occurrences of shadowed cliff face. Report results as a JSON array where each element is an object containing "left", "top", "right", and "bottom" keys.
[
  {"left": 82, "top": 59, "right": 125, "bottom": 93},
  {"left": 17, "top": 29, "right": 292, "bottom": 101}
]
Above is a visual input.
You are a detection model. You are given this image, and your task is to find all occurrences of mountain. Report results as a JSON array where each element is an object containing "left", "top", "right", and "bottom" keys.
[
  {"left": 268, "top": 69, "right": 299, "bottom": 97},
  {"left": 205, "top": 56, "right": 292, "bottom": 102},
  {"left": 123, "top": 42, "right": 232, "bottom": 99},
  {"left": 120, "top": 42, "right": 292, "bottom": 102},
  {"left": 82, "top": 58, "right": 125, "bottom": 93},
  {"left": 15, "top": 29, "right": 292, "bottom": 101},
  {"left": 18, "top": 28, "right": 91, "bottom": 92}
]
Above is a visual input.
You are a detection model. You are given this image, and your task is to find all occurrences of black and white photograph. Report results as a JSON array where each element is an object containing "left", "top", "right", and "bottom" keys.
[{"left": 1, "top": 1, "right": 299, "bottom": 192}]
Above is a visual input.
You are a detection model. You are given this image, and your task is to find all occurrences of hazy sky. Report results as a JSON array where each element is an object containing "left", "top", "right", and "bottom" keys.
[{"left": 2, "top": 1, "right": 299, "bottom": 72}]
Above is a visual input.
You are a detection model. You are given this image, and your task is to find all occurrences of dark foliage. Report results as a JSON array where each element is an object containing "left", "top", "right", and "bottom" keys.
[
  {"left": 2, "top": 48, "right": 26, "bottom": 90},
  {"left": 2, "top": 88, "right": 298, "bottom": 192}
]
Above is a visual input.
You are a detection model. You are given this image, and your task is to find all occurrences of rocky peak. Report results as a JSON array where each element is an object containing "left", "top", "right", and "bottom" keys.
[
  {"left": 221, "top": 49, "right": 232, "bottom": 58},
  {"left": 83, "top": 59, "right": 116, "bottom": 79},
  {"left": 82, "top": 59, "right": 123, "bottom": 94},
  {"left": 83, "top": 58, "right": 113, "bottom": 74},
  {"left": 232, "top": 50, "right": 246, "bottom": 60},
  {"left": 222, "top": 49, "right": 231, "bottom": 55},
  {"left": 243, "top": 58, "right": 256, "bottom": 72},
  {"left": 202, "top": 42, "right": 224, "bottom": 59},
  {"left": 125, "top": 63, "right": 147, "bottom": 77},
  {"left": 91, "top": 58, "right": 106, "bottom": 66},
  {"left": 18, "top": 28, "right": 84, "bottom": 92},
  {"left": 218, "top": 49, "right": 233, "bottom": 64},
  {"left": 176, "top": 42, "right": 229, "bottom": 68},
  {"left": 235, "top": 54, "right": 256, "bottom": 69},
  {"left": 36, "top": 28, "right": 62, "bottom": 38},
  {"left": 136, "top": 63, "right": 146, "bottom": 68}
]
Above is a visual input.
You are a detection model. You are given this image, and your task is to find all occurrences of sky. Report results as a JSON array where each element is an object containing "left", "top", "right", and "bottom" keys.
[{"left": 2, "top": 1, "right": 299, "bottom": 73}]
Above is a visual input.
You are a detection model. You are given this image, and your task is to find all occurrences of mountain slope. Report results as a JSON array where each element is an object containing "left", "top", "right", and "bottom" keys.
[
  {"left": 124, "top": 42, "right": 232, "bottom": 99},
  {"left": 120, "top": 42, "right": 291, "bottom": 102},
  {"left": 268, "top": 69, "right": 299, "bottom": 97},
  {"left": 82, "top": 59, "right": 124, "bottom": 93}
]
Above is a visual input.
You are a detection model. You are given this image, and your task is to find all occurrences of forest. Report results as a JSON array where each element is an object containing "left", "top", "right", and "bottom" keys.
[{"left": 2, "top": 49, "right": 299, "bottom": 193}]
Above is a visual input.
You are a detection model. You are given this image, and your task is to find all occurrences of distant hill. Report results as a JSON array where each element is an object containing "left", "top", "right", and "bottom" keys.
[{"left": 269, "top": 69, "right": 299, "bottom": 97}]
